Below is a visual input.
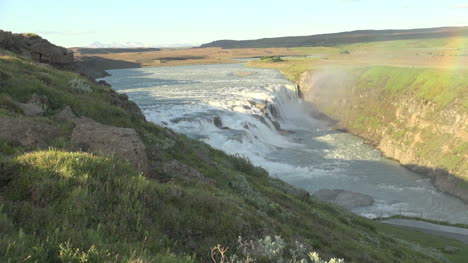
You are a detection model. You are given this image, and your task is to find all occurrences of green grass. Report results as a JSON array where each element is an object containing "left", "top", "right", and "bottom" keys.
[
  {"left": 338, "top": 37, "right": 468, "bottom": 52},
  {"left": 357, "top": 66, "right": 468, "bottom": 109},
  {"left": 21, "top": 33, "right": 42, "bottom": 40},
  {"left": 375, "top": 222, "right": 468, "bottom": 263},
  {"left": 290, "top": 46, "right": 341, "bottom": 55},
  {"left": 1, "top": 51, "right": 468, "bottom": 262},
  {"left": 0, "top": 54, "right": 140, "bottom": 128},
  {"left": 247, "top": 57, "right": 316, "bottom": 82},
  {"left": 259, "top": 56, "right": 284, "bottom": 62},
  {"left": 375, "top": 215, "right": 468, "bottom": 229}
]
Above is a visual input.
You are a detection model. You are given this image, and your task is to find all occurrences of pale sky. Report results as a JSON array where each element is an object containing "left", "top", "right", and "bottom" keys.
[{"left": 0, "top": 0, "right": 467, "bottom": 47}]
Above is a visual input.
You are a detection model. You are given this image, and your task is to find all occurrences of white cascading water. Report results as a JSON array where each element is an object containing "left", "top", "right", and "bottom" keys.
[{"left": 103, "top": 63, "right": 468, "bottom": 224}]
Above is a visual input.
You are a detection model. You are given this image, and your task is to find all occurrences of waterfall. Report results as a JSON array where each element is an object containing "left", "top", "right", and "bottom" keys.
[{"left": 104, "top": 63, "right": 468, "bottom": 224}]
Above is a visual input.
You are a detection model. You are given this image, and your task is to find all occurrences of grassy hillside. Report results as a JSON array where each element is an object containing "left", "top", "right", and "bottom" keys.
[
  {"left": 302, "top": 66, "right": 468, "bottom": 178},
  {"left": 1, "top": 50, "right": 468, "bottom": 263},
  {"left": 200, "top": 27, "right": 468, "bottom": 49}
]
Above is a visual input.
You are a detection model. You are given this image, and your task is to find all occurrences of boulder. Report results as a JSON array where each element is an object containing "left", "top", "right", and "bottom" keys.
[
  {"left": 161, "top": 159, "right": 210, "bottom": 183},
  {"left": 267, "top": 104, "right": 280, "bottom": 118},
  {"left": 443, "top": 245, "right": 460, "bottom": 254},
  {"left": 213, "top": 116, "right": 223, "bottom": 128},
  {"left": 30, "top": 41, "right": 74, "bottom": 65},
  {"left": 0, "top": 117, "right": 63, "bottom": 148},
  {"left": 14, "top": 102, "right": 44, "bottom": 116},
  {"left": 97, "top": 80, "right": 111, "bottom": 87},
  {"left": 53, "top": 105, "right": 76, "bottom": 122},
  {"left": 313, "top": 189, "right": 374, "bottom": 209},
  {"left": 0, "top": 30, "right": 74, "bottom": 66},
  {"left": 71, "top": 118, "right": 149, "bottom": 173},
  {"left": 105, "top": 90, "right": 146, "bottom": 121},
  {"left": 14, "top": 93, "right": 49, "bottom": 116}
]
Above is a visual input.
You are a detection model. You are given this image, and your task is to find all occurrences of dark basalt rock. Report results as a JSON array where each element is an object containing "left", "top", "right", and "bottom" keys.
[
  {"left": 0, "top": 30, "right": 74, "bottom": 66},
  {"left": 213, "top": 116, "right": 223, "bottom": 128}
]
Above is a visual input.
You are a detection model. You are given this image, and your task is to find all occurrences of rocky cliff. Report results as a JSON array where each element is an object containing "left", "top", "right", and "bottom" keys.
[
  {"left": 0, "top": 30, "right": 74, "bottom": 66},
  {"left": 298, "top": 67, "right": 468, "bottom": 202}
]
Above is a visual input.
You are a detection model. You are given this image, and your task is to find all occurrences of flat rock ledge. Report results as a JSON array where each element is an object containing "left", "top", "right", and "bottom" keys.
[
  {"left": 313, "top": 189, "right": 374, "bottom": 210},
  {"left": 71, "top": 117, "right": 149, "bottom": 174},
  {"left": 0, "top": 117, "right": 63, "bottom": 148}
]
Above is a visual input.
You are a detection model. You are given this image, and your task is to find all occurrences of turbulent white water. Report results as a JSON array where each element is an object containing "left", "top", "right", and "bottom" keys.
[{"left": 103, "top": 63, "right": 468, "bottom": 224}]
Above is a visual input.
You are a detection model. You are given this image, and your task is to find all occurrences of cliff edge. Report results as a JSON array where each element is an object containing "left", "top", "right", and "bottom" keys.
[
  {"left": 0, "top": 30, "right": 74, "bottom": 66},
  {"left": 298, "top": 67, "right": 468, "bottom": 202}
]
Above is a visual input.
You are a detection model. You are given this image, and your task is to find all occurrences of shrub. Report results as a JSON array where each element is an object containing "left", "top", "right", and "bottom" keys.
[
  {"left": 69, "top": 78, "right": 92, "bottom": 93},
  {"left": 58, "top": 241, "right": 110, "bottom": 263},
  {"left": 260, "top": 56, "right": 284, "bottom": 62},
  {"left": 231, "top": 154, "right": 256, "bottom": 174},
  {"left": 211, "top": 236, "right": 344, "bottom": 263},
  {"left": 22, "top": 33, "right": 42, "bottom": 40}
]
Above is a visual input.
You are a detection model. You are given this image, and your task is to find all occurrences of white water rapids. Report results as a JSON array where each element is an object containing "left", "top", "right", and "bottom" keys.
[{"left": 103, "top": 63, "right": 468, "bottom": 224}]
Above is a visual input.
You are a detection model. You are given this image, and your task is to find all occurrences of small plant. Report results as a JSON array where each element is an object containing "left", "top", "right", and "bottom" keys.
[
  {"left": 211, "top": 236, "right": 344, "bottom": 263},
  {"left": 22, "top": 33, "right": 42, "bottom": 40},
  {"left": 69, "top": 78, "right": 92, "bottom": 93},
  {"left": 231, "top": 154, "right": 256, "bottom": 174},
  {"left": 59, "top": 241, "right": 110, "bottom": 263}
]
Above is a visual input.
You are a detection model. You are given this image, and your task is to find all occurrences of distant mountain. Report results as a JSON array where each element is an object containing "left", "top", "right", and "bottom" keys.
[
  {"left": 87, "top": 41, "right": 198, "bottom": 49},
  {"left": 200, "top": 26, "right": 468, "bottom": 49},
  {"left": 88, "top": 41, "right": 154, "bottom": 48}
]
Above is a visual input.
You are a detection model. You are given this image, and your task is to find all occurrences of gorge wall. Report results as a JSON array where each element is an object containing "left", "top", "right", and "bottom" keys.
[{"left": 298, "top": 66, "right": 468, "bottom": 202}]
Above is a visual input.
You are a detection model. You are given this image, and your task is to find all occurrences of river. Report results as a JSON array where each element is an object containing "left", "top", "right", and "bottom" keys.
[{"left": 103, "top": 63, "right": 468, "bottom": 224}]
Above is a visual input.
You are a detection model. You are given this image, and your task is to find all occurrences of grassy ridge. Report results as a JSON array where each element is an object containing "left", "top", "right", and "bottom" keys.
[
  {"left": 247, "top": 36, "right": 468, "bottom": 83},
  {"left": 357, "top": 66, "right": 468, "bottom": 109},
  {"left": 200, "top": 27, "right": 468, "bottom": 49},
  {"left": 1, "top": 52, "right": 467, "bottom": 262}
]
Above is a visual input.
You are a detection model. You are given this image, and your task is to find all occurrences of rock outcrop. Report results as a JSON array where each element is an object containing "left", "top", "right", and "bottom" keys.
[
  {"left": 213, "top": 116, "right": 223, "bottom": 128},
  {"left": 313, "top": 189, "right": 374, "bottom": 209},
  {"left": 71, "top": 118, "right": 149, "bottom": 173},
  {"left": 0, "top": 30, "right": 73, "bottom": 66},
  {"left": 161, "top": 160, "right": 209, "bottom": 183},
  {"left": 52, "top": 105, "right": 76, "bottom": 122},
  {"left": 14, "top": 94, "right": 49, "bottom": 116},
  {"left": 0, "top": 117, "right": 63, "bottom": 148}
]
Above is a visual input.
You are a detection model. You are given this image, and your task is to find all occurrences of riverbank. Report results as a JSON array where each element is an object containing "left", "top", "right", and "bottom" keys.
[
  {"left": 296, "top": 67, "right": 468, "bottom": 203},
  {"left": 72, "top": 46, "right": 307, "bottom": 79},
  {"left": 381, "top": 219, "right": 468, "bottom": 244}
]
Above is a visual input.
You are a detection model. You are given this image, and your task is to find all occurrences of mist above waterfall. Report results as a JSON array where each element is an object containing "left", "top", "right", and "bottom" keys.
[{"left": 301, "top": 68, "right": 357, "bottom": 107}]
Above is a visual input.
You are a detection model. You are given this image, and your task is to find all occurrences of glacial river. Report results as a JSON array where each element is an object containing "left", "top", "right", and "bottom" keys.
[{"left": 103, "top": 63, "right": 468, "bottom": 224}]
